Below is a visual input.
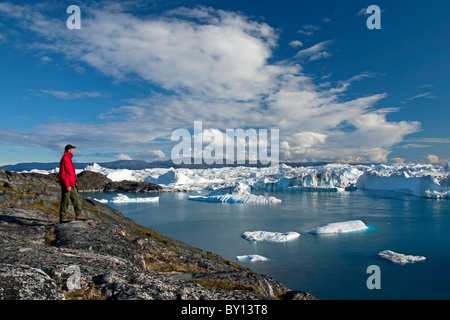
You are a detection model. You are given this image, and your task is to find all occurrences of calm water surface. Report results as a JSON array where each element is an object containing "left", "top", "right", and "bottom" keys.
[{"left": 89, "top": 189, "right": 450, "bottom": 300}]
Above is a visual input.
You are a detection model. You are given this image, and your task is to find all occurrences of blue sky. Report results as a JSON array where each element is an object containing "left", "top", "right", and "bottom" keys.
[{"left": 0, "top": 0, "right": 449, "bottom": 166}]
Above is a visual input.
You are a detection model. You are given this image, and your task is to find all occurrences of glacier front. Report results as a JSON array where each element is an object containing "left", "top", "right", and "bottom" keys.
[{"left": 25, "top": 162, "right": 450, "bottom": 199}]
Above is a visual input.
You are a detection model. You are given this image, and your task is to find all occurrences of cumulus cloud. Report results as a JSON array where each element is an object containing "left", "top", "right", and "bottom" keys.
[
  {"left": 426, "top": 154, "right": 439, "bottom": 164},
  {"left": 0, "top": 3, "right": 421, "bottom": 163},
  {"left": 117, "top": 154, "right": 132, "bottom": 160}
]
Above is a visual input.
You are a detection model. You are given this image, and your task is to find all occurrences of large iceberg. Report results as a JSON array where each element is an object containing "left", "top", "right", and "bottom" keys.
[
  {"left": 378, "top": 250, "right": 426, "bottom": 265},
  {"left": 155, "top": 168, "right": 194, "bottom": 186},
  {"left": 241, "top": 231, "right": 300, "bottom": 242},
  {"left": 356, "top": 165, "right": 449, "bottom": 198},
  {"left": 308, "top": 220, "right": 368, "bottom": 234}
]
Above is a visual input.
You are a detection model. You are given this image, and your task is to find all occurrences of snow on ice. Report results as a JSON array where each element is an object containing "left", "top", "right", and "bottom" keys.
[
  {"left": 110, "top": 193, "right": 159, "bottom": 203},
  {"left": 188, "top": 194, "right": 282, "bottom": 204},
  {"left": 241, "top": 231, "right": 300, "bottom": 242},
  {"left": 378, "top": 250, "right": 426, "bottom": 265},
  {"left": 308, "top": 220, "right": 369, "bottom": 234},
  {"left": 236, "top": 255, "right": 269, "bottom": 262}
]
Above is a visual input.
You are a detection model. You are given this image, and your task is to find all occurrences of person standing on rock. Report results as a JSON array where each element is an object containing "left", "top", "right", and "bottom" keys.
[{"left": 58, "top": 144, "right": 88, "bottom": 223}]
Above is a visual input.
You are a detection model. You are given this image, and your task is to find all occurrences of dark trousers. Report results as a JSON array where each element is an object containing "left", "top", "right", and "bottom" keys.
[{"left": 59, "top": 186, "right": 83, "bottom": 219}]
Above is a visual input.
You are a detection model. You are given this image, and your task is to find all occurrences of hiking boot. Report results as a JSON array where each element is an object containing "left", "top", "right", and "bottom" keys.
[
  {"left": 75, "top": 216, "right": 89, "bottom": 221},
  {"left": 60, "top": 218, "right": 72, "bottom": 223}
]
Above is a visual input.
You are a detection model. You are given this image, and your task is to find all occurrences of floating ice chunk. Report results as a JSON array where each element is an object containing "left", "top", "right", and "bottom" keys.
[
  {"left": 188, "top": 194, "right": 281, "bottom": 204},
  {"left": 236, "top": 255, "right": 269, "bottom": 262},
  {"left": 308, "top": 220, "right": 368, "bottom": 234},
  {"left": 91, "top": 198, "right": 108, "bottom": 203},
  {"left": 378, "top": 250, "right": 426, "bottom": 265},
  {"left": 241, "top": 231, "right": 300, "bottom": 242},
  {"left": 110, "top": 193, "right": 159, "bottom": 203}
]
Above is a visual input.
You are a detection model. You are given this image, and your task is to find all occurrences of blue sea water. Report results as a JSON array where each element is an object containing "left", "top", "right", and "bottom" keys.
[{"left": 89, "top": 189, "right": 450, "bottom": 300}]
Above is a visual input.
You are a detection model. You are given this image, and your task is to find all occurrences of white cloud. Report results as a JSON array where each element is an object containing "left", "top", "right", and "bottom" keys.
[
  {"left": 401, "top": 92, "right": 436, "bottom": 104},
  {"left": 294, "top": 40, "right": 334, "bottom": 62},
  {"left": 31, "top": 89, "right": 104, "bottom": 99},
  {"left": 117, "top": 154, "right": 132, "bottom": 160},
  {"left": 289, "top": 40, "right": 303, "bottom": 48},
  {"left": 357, "top": 8, "right": 369, "bottom": 16},
  {"left": 53, "top": 6, "right": 279, "bottom": 101},
  {"left": 426, "top": 154, "right": 439, "bottom": 164},
  {"left": 153, "top": 150, "right": 165, "bottom": 159},
  {"left": 298, "top": 24, "right": 320, "bottom": 36},
  {"left": 0, "top": 4, "right": 422, "bottom": 163}
]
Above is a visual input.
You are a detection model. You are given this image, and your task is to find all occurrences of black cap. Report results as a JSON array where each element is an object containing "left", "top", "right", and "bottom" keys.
[{"left": 64, "top": 144, "right": 76, "bottom": 151}]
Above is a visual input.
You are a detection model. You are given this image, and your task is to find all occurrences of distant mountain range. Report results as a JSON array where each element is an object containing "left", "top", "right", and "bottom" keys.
[{"left": 1, "top": 159, "right": 332, "bottom": 171}]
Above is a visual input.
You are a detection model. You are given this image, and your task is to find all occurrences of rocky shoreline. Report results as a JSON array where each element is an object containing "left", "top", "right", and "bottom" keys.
[{"left": 0, "top": 168, "right": 318, "bottom": 300}]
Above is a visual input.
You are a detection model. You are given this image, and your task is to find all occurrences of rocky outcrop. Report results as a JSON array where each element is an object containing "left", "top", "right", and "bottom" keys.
[
  {"left": 0, "top": 168, "right": 318, "bottom": 300},
  {"left": 102, "top": 180, "right": 163, "bottom": 193},
  {"left": 76, "top": 170, "right": 164, "bottom": 193}
]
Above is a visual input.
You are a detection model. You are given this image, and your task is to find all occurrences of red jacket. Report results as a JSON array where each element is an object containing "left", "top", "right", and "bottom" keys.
[{"left": 58, "top": 151, "right": 77, "bottom": 189}]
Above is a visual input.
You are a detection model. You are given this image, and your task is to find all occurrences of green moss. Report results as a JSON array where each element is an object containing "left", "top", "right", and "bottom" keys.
[
  {"left": 64, "top": 286, "right": 106, "bottom": 300},
  {"left": 25, "top": 200, "right": 59, "bottom": 215},
  {"left": 0, "top": 185, "right": 18, "bottom": 193},
  {"left": 82, "top": 201, "right": 104, "bottom": 222}
]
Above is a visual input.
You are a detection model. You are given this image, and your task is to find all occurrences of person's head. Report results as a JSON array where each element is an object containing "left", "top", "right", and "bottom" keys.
[{"left": 64, "top": 144, "right": 76, "bottom": 155}]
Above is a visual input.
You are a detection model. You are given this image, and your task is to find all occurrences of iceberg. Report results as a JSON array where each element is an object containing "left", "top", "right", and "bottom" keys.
[
  {"left": 378, "top": 250, "right": 426, "bottom": 265},
  {"left": 236, "top": 255, "right": 269, "bottom": 262},
  {"left": 110, "top": 193, "right": 159, "bottom": 203},
  {"left": 308, "top": 220, "right": 368, "bottom": 234},
  {"left": 188, "top": 181, "right": 281, "bottom": 204},
  {"left": 356, "top": 164, "right": 449, "bottom": 198},
  {"left": 156, "top": 168, "right": 193, "bottom": 186},
  {"left": 241, "top": 231, "right": 300, "bottom": 242},
  {"left": 188, "top": 193, "right": 281, "bottom": 204}
]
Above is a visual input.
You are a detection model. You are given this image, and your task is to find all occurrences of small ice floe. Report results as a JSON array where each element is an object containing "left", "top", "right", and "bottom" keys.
[
  {"left": 241, "top": 231, "right": 300, "bottom": 242},
  {"left": 110, "top": 193, "right": 159, "bottom": 203},
  {"left": 236, "top": 255, "right": 269, "bottom": 262},
  {"left": 378, "top": 250, "right": 426, "bottom": 265},
  {"left": 91, "top": 198, "right": 109, "bottom": 203},
  {"left": 308, "top": 220, "right": 368, "bottom": 234}
]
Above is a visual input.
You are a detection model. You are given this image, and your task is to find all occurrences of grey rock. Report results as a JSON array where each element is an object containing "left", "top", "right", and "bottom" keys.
[{"left": 0, "top": 264, "right": 64, "bottom": 300}]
